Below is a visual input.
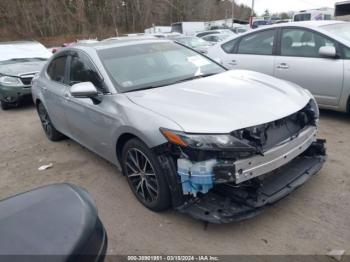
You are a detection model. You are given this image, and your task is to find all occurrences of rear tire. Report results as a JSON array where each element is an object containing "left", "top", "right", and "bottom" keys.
[
  {"left": 121, "top": 138, "right": 171, "bottom": 212},
  {"left": 37, "top": 103, "right": 65, "bottom": 141}
]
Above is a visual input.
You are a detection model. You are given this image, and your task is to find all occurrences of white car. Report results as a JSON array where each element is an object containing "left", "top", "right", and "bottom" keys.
[{"left": 207, "top": 21, "right": 350, "bottom": 112}]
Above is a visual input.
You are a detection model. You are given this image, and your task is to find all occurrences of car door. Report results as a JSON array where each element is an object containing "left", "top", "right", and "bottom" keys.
[
  {"left": 274, "top": 27, "right": 343, "bottom": 107},
  {"left": 63, "top": 51, "right": 115, "bottom": 159},
  {"left": 43, "top": 54, "right": 71, "bottom": 135},
  {"left": 220, "top": 29, "right": 277, "bottom": 75}
]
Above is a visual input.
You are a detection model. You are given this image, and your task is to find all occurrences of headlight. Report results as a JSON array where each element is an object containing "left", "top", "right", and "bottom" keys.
[
  {"left": 309, "top": 98, "right": 319, "bottom": 119},
  {"left": 0, "top": 76, "right": 22, "bottom": 87},
  {"left": 160, "top": 128, "right": 256, "bottom": 151}
]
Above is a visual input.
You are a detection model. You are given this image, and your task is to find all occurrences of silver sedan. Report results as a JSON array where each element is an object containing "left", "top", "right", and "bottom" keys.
[
  {"left": 32, "top": 39, "right": 326, "bottom": 223},
  {"left": 208, "top": 21, "right": 350, "bottom": 113}
]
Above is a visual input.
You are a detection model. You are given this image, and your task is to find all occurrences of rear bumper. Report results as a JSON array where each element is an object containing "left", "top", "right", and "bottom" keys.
[
  {"left": 0, "top": 85, "right": 32, "bottom": 103},
  {"left": 176, "top": 140, "right": 326, "bottom": 224}
]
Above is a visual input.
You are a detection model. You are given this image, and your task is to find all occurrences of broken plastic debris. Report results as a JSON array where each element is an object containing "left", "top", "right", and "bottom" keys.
[
  {"left": 327, "top": 249, "right": 345, "bottom": 261},
  {"left": 38, "top": 163, "right": 53, "bottom": 171}
]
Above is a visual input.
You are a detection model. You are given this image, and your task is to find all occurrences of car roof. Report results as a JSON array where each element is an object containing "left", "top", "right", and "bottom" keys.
[
  {"left": 73, "top": 39, "right": 168, "bottom": 51},
  {"left": 254, "top": 20, "right": 344, "bottom": 31}
]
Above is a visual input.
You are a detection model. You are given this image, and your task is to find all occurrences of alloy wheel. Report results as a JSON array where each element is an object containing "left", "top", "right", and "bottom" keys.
[
  {"left": 38, "top": 104, "right": 53, "bottom": 138},
  {"left": 125, "top": 148, "right": 159, "bottom": 203}
]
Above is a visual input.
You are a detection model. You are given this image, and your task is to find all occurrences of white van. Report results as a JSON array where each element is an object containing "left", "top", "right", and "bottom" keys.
[
  {"left": 171, "top": 22, "right": 206, "bottom": 36},
  {"left": 293, "top": 8, "right": 334, "bottom": 21}
]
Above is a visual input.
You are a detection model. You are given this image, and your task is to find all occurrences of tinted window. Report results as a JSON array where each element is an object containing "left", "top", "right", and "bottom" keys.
[
  {"left": 69, "top": 53, "right": 104, "bottom": 92},
  {"left": 294, "top": 13, "right": 311, "bottom": 21},
  {"left": 221, "top": 38, "right": 239, "bottom": 54},
  {"left": 281, "top": 29, "right": 335, "bottom": 58},
  {"left": 335, "top": 3, "right": 350, "bottom": 16},
  {"left": 47, "top": 56, "right": 67, "bottom": 83},
  {"left": 237, "top": 30, "right": 275, "bottom": 55},
  {"left": 171, "top": 24, "right": 182, "bottom": 34},
  {"left": 344, "top": 46, "right": 350, "bottom": 59}
]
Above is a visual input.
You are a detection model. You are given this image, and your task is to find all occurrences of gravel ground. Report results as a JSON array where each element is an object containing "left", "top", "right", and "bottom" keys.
[{"left": 0, "top": 102, "right": 349, "bottom": 257}]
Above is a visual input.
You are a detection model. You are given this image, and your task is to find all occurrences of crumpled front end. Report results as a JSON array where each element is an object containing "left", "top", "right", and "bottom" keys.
[{"left": 156, "top": 99, "right": 327, "bottom": 223}]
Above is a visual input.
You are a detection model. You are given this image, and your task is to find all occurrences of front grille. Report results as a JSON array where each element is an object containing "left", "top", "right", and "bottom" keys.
[
  {"left": 231, "top": 100, "right": 317, "bottom": 152},
  {"left": 20, "top": 76, "right": 33, "bottom": 86},
  {"left": 19, "top": 72, "right": 37, "bottom": 86}
]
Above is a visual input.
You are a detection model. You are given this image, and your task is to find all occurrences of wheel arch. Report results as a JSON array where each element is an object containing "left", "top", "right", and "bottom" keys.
[
  {"left": 35, "top": 98, "right": 42, "bottom": 107},
  {"left": 115, "top": 133, "right": 139, "bottom": 165}
]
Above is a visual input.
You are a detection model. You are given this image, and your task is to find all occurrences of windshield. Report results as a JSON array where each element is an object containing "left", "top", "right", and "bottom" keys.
[
  {"left": 175, "top": 37, "right": 208, "bottom": 48},
  {"left": 322, "top": 23, "right": 350, "bottom": 42},
  {"left": 98, "top": 42, "right": 224, "bottom": 92}
]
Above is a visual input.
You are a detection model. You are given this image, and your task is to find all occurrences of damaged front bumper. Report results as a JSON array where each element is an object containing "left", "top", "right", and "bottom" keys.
[{"left": 175, "top": 140, "right": 326, "bottom": 224}]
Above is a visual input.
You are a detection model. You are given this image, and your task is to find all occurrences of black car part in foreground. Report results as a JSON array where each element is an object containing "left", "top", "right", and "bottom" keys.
[{"left": 0, "top": 183, "right": 107, "bottom": 262}]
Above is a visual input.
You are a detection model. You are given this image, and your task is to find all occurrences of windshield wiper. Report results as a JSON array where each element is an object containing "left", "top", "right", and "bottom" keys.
[
  {"left": 125, "top": 73, "right": 218, "bottom": 93},
  {"left": 172, "top": 73, "right": 218, "bottom": 84}
]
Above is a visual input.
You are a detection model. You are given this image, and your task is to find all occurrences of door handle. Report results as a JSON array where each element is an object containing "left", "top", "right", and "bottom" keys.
[
  {"left": 41, "top": 86, "right": 48, "bottom": 90},
  {"left": 228, "top": 60, "right": 237, "bottom": 66},
  {"left": 277, "top": 63, "right": 289, "bottom": 69}
]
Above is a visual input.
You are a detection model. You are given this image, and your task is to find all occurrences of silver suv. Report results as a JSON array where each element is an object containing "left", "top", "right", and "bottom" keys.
[
  {"left": 32, "top": 39, "right": 326, "bottom": 223},
  {"left": 208, "top": 21, "right": 350, "bottom": 113}
]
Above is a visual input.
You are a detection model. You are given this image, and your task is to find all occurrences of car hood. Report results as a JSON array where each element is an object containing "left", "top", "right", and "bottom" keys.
[
  {"left": 0, "top": 61, "right": 47, "bottom": 77},
  {"left": 126, "top": 70, "right": 311, "bottom": 133}
]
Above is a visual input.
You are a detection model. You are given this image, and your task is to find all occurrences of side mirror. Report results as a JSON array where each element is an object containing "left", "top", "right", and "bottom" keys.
[
  {"left": 319, "top": 46, "right": 337, "bottom": 58},
  {"left": 70, "top": 82, "right": 98, "bottom": 98}
]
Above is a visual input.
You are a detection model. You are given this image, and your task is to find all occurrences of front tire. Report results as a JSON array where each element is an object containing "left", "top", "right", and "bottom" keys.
[
  {"left": 37, "top": 103, "right": 65, "bottom": 141},
  {"left": 1, "top": 100, "right": 11, "bottom": 110},
  {"left": 122, "top": 138, "right": 171, "bottom": 211}
]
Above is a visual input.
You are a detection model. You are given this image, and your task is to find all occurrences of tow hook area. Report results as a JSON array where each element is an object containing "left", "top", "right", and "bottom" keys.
[{"left": 175, "top": 140, "right": 326, "bottom": 224}]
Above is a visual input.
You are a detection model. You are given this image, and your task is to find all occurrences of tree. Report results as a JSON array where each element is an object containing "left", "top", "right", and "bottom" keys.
[
  {"left": 263, "top": 9, "right": 270, "bottom": 18},
  {"left": 280, "top": 12, "right": 291, "bottom": 20},
  {"left": 0, "top": 0, "right": 254, "bottom": 43}
]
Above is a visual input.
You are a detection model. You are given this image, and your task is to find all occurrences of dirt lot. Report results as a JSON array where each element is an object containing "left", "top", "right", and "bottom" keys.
[{"left": 0, "top": 102, "right": 349, "bottom": 256}]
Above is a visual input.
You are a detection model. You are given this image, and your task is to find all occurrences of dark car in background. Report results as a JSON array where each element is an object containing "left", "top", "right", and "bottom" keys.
[{"left": 0, "top": 41, "right": 51, "bottom": 110}]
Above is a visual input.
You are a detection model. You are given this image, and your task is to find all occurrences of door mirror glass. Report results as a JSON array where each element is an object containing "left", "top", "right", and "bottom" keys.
[
  {"left": 70, "top": 82, "right": 98, "bottom": 98},
  {"left": 319, "top": 46, "right": 337, "bottom": 58}
]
